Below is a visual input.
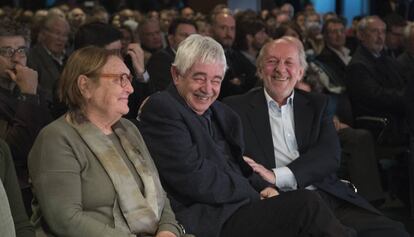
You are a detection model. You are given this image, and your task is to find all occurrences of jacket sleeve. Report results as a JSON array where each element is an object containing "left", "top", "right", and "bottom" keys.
[
  {"left": 28, "top": 126, "right": 134, "bottom": 237},
  {"left": 157, "top": 197, "right": 182, "bottom": 237},
  {"left": 0, "top": 139, "right": 34, "bottom": 237},
  {"left": 4, "top": 96, "right": 51, "bottom": 168}
]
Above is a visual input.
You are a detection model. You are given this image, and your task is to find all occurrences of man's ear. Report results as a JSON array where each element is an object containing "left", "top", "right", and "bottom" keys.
[
  {"left": 171, "top": 66, "right": 180, "bottom": 85},
  {"left": 298, "top": 67, "right": 305, "bottom": 80},
  {"left": 77, "top": 75, "right": 93, "bottom": 99}
]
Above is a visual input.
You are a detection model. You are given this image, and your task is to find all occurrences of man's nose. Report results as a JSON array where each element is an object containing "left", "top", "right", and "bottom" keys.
[
  {"left": 275, "top": 61, "right": 286, "bottom": 72},
  {"left": 201, "top": 80, "right": 213, "bottom": 93}
]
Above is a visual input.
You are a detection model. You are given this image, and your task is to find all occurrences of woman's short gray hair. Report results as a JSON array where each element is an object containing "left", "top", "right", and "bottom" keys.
[{"left": 172, "top": 34, "right": 227, "bottom": 75}]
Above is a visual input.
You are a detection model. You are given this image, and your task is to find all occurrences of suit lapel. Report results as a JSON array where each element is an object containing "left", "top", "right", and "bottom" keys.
[
  {"left": 246, "top": 90, "right": 275, "bottom": 168},
  {"left": 293, "top": 91, "right": 313, "bottom": 151}
]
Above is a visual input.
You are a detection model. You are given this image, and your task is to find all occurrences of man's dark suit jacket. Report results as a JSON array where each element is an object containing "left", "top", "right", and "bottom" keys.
[
  {"left": 398, "top": 51, "right": 414, "bottom": 84},
  {"left": 316, "top": 46, "right": 347, "bottom": 88},
  {"left": 138, "top": 86, "right": 268, "bottom": 237},
  {"left": 345, "top": 45, "right": 406, "bottom": 118},
  {"left": 27, "top": 44, "right": 65, "bottom": 105},
  {"left": 345, "top": 45, "right": 407, "bottom": 144},
  {"left": 0, "top": 87, "right": 51, "bottom": 188},
  {"left": 146, "top": 47, "right": 175, "bottom": 94},
  {"left": 223, "top": 88, "right": 378, "bottom": 214},
  {"left": 220, "top": 49, "right": 258, "bottom": 99},
  {"left": 316, "top": 46, "right": 354, "bottom": 125}
]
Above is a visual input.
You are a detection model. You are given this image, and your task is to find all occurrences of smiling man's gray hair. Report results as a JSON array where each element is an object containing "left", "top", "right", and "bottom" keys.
[{"left": 172, "top": 34, "right": 227, "bottom": 75}]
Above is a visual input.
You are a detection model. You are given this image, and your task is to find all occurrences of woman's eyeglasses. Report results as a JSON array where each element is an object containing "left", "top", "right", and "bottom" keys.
[{"left": 100, "top": 73, "right": 133, "bottom": 87}]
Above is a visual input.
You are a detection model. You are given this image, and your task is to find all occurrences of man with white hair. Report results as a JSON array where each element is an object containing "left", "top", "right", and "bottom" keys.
[
  {"left": 139, "top": 34, "right": 354, "bottom": 237},
  {"left": 346, "top": 15, "right": 407, "bottom": 146},
  {"left": 224, "top": 36, "right": 409, "bottom": 237}
]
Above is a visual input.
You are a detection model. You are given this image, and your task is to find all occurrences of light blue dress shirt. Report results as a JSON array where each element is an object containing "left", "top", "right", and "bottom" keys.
[{"left": 264, "top": 89, "right": 315, "bottom": 191}]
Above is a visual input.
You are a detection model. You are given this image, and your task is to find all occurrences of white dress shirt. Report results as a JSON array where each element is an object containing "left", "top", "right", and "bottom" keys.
[{"left": 264, "top": 89, "right": 316, "bottom": 191}]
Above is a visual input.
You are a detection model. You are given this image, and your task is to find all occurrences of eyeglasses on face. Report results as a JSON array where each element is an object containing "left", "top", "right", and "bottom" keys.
[
  {"left": 0, "top": 47, "right": 28, "bottom": 58},
  {"left": 100, "top": 73, "right": 133, "bottom": 87}
]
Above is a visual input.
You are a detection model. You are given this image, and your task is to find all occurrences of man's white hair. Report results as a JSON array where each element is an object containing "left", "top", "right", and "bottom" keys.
[{"left": 172, "top": 34, "right": 227, "bottom": 75}]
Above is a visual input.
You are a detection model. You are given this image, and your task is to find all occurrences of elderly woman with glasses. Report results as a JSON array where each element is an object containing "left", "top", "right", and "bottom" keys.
[{"left": 28, "top": 46, "right": 188, "bottom": 237}]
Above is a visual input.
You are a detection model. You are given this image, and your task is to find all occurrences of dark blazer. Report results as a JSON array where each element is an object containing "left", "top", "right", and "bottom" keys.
[
  {"left": 220, "top": 49, "right": 258, "bottom": 99},
  {"left": 138, "top": 86, "right": 268, "bottom": 237},
  {"left": 345, "top": 45, "right": 407, "bottom": 144},
  {"left": 146, "top": 47, "right": 175, "bottom": 94},
  {"left": 345, "top": 45, "right": 406, "bottom": 118},
  {"left": 27, "top": 44, "right": 64, "bottom": 104},
  {"left": 316, "top": 46, "right": 347, "bottom": 88},
  {"left": 398, "top": 51, "right": 414, "bottom": 83},
  {"left": 0, "top": 87, "right": 52, "bottom": 188},
  {"left": 315, "top": 47, "right": 354, "bottom": 124},
  {"left": 223, "top": 88, "right": 379, "bottom": 214}
]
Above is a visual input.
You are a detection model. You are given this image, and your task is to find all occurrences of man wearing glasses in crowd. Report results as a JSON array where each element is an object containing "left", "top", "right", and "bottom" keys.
[{"left": 0, "top": 17, "right": 52, "bottom": 216}]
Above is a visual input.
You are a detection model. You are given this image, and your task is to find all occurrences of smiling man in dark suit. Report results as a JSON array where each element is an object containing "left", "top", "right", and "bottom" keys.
[
  {"left": 223, "top": 36, "right": 409, "bottom": 237},
  {"left": 139, "top": 34, "right": 353, "bottom": 237}
]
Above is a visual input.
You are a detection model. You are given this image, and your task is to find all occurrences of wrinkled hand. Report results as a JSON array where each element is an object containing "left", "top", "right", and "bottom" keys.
[
  {"left": 155, "top": 231, "right": 177, "bottom": 237},
  {"left": 243, "top": 156, "right": 275, "bottom": 184},
  {"left": 6, "top": 64, "right": 38, "bottom": 94},
  {"left": 127, "top": 43, "right": 145, "bottom": 76},
  {"left": 260, "top": 187, "right": 279, "bottom": 199}
]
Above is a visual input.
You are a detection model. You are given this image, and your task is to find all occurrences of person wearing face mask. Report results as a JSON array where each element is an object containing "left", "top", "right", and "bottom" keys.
[{"left": 0, "top": 18, "right": 52, "bottom": 214}]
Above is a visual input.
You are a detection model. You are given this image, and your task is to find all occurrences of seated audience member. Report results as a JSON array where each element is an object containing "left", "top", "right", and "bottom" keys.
[
  {"left": 346, "top": 15, "right": 408, "bottom": 146},
  {"left": 398, "top": 22, "right": 414, "bottom": 81},
  {"left": 137, "top": 18, "right": 164, "bottom": 64},
  {"left": 27, "top": 13, "right": 70, "bottom": 106},
  {"left": 223, "top": 36, "right": 409, "bottom": 237},
  {"left": 147, "top": 18, "right": 197, "bottom": 93},
  {"left": 88, "top": 5, "right": 109, "bottom": 24},
  {"left": 280, "top": 3, "right": 295, "bottom": 20},
  {"left": 303, "top": 12, "right": 324, "bottom": 57},
  {"left": 74, "top": 22, "right": 148, "bottom": 119},
  {"left": 210, "top": 11, "right": 243, "bottom": 98},
  {"left": 0, "top": 139, "right": 34, "bottom": 237},
  {"left": 28, "top": 46, "right": 187, "bottom": 237},
  {"left": 315, "top": 19, "right": 384, "bottom": 202},
  {"left": 383, "top": 13, "right": 406, "bottom": 58},
  {"left": 231, "top": 16, "right": 269, "bottom": 93},
  {"left": 180, "top": 7, "right": 194, "bottom": 20},
  {"left": 139, "top": 34, "right": 356, "bottom": 237},
  {"left": 0, "top": 18, "right": 52, "bottom": 212},
  {"left": 345, "top": 15, "right": 362, "bottom": 54}
]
